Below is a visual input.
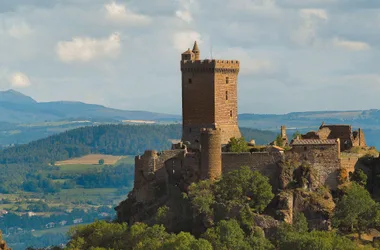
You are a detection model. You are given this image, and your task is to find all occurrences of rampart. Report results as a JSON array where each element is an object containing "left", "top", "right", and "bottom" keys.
[
  {"left": 340, "top": 156, "right": 359, "bottom": 174},
  {"left": 134, "top": 149, "right": 187, "bottom": 202},
  {"left": 222, "top": 152, "right": 283, "bottom": 191},
  {"left": 287, "top": 141, "right": 341, "bottom": 189}
]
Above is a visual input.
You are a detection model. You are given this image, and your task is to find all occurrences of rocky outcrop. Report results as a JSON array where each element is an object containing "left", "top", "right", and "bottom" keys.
[{"left": 0, "top": 231, "right": 9, "bottom": 250}]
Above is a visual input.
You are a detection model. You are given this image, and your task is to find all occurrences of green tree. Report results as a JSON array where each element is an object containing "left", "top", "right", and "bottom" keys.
[
  {"left": 188, "top": 180, "right": 215, "bottom": 218},
  {"left": 247, "top": 227, "right": 275, "bottom": 250},
  {"left": 293, "top": 212, "right": 308, "bottom": 233},
  {"left": 98, "top": 159, "right": 105, "bottom": 165},
  {"left": 333, "top": 183, "right": 380, "bottom": 237},
  {"left": 277, "top": 230, "right": 360, "bottom": 250},
  {"left": 163, "top": 232, "right": 212, "bottom": 250},
  {"left": 292, "top": 131, "right": 302, "bottom": 140},
  {"left": 275, "top": 134, "right": 284, "bottom": 147},
  {"left": 202, "top": 219, "right": 250, "bottom": 250},
  {"left": 229, "top": 137, "right": 249, "bottom": 153},
  {"left": 349, "top": 169, "right": 367, "bottom": 186},
  {"left": 215, "top": 166, "right": 274, "bottom": 213},
  {"left": 67, "top": 220, "right": 128, "bottom": 250},
  {"left": 130, "top": 223, "right": 169, "bottom": 249},
  {"left": 155, "top": 205, "right": 170, "bottom": 224}
]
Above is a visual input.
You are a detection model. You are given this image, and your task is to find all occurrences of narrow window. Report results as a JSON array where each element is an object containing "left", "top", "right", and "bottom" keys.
[
  {"left": 226, "top": 77, "right": 229, "bottom": 84},
  {"left": 189, "top": 128, "right": 192, "bottom": 133},
  {"left": 230, "top": 110, "right": 233, "bottom": 117},
  {"left": 188, "top": 78, "right": 192, "bottom": 84},
  {"left": 226, "top": 91, "right": 228, "bottom": 100}
]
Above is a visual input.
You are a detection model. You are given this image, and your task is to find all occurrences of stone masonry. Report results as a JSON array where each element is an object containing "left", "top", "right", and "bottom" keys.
[{"left": 181, "top": 42, "right": 241, "bottom": 146}]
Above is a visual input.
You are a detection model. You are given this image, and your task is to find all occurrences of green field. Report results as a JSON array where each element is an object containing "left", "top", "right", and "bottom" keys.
[
  {"left": 32, "top": 223, "right": 90, "bottom": 237},
  {"left": 58, "top": 164, "right": 104, "bottom": 173},
  {"left": 55, "top": 155, "right": 135, "bottom": 174}
]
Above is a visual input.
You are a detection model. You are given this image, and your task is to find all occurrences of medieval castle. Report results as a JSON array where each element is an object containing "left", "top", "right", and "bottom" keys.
[{"left": 116, "top": 41, "right": 368, "bottom": 224}]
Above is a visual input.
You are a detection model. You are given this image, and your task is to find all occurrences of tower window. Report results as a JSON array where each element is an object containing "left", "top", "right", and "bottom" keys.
[
  {"left": 226, "top": 91, "right": 228, "bottom": 100},
  {"left": 230, "top": 110, "right": 233, "bottom": 117},
  {"left": 226, "top": 77, "right": 229, "bottom": 84},
  {"left": 188, "top": 78, "right": 192, "bottom": 84}
]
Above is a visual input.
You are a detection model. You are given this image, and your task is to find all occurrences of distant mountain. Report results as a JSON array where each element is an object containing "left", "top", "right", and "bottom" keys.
[
  {"left": 0, "top": 89, "right": 37, "bottom": 104},
  {"left": 0, "top": 89, "right": 180, "bottom": 123}
]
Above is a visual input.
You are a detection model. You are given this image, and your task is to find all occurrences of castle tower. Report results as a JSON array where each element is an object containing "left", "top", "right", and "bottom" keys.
[
  {"left": 281, "top": 125, "right": 287, "bottom": 138},
  {"left": 181, "top": 41, "right": 241, "bottom": 146},
  {"left": 192, "top": 41, "right": 200, "bottom": 61},
  {"left": 200, "top": 128, "right": 222, "bottom": 180}
]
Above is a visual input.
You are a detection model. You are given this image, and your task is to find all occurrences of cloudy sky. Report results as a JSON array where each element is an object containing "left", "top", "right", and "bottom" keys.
[{"left": 0, "top": 0, "right": 379, "bottom": 114}]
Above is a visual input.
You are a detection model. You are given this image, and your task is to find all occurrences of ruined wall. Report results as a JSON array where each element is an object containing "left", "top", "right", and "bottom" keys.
[
  {"left": 340, "top": 156, "right": 359, "bottom": 174},
  {"left": 316, "top": 127, "right": 331, "bottom": 140},
  {"left": 134, "top": 149, "right": 187, "bottom": 202},
  {"left": 352, "top": 128, "right": 367, "bottom": 147},
  {"left": 321, "top": 125, "right": 353, "bottom": 151},
  {"left": 286, "top": 143, "right": 341, "bottom": 189},
  {"left": 222, "top": 152, "right": 283, "bottom": 191}
]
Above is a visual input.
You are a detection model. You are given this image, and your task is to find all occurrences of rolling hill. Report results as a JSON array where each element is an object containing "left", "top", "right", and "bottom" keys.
[{"left": 0, "top": 89, "right": 180, "bottom": 123}]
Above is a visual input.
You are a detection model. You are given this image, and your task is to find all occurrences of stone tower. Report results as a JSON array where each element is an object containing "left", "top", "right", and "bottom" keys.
[
  {"left": 181, "top": 41, "right": 241, "bottom": 146},
  {"left": 200, "top": 128, "right": 222, "bottom": 180}
]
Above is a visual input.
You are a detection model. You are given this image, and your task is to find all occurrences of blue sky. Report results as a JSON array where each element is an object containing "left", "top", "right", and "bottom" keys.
[{"left": 0, "top": 0, "right": 379, "bottom": 114}]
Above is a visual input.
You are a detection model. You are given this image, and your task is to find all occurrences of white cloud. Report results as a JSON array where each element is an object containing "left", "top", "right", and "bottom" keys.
[
  {"left": 300, "top": 9, "right": 328, "bottom": 20},
  {"left": 175, "top": 0, "right": 194, "bottom": 23},
  {"left": 293, "top": 8, "right": 328, "bottom": 46},
  {"left": 229, "top": 0, "right": 277, "bottom": 12},
  {"left": 220, "top": 48, "right": 275, "bottom": 75},
  {"left": 175, "top": 10, "right": 192, "bottom": 23},
  {"left": 56, "top": 33, "right": 121, "bottom": 63},
  {"left": 7, "top": 22, "right": 33, "bottom": 38},
  {"left": 105, "top": 2, "right": 151, "bottom": 25},
  {"left": 332, "top": 38, "right": 370, "bottom": 51},
  {"left": 173, "top": 31, "right": 202, "bottom": 52},
  {"left": 9, "top": 72, "right": 31, "bottom": 88}
]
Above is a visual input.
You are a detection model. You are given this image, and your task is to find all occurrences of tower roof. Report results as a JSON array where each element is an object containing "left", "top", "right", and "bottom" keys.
[
  {"left": 192, "top": 41, "right": 199, "bottom": 52},
  {"left": 182, "top": 48, "right": 193, "bottom": 54}
]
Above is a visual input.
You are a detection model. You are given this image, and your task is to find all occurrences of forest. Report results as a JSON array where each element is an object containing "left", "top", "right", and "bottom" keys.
[
  {"left": 0, "top": 124, "right": 274, "bottom": 164},
  {"left": 0, "top": 124, "right": 274, "bottom": 193}
]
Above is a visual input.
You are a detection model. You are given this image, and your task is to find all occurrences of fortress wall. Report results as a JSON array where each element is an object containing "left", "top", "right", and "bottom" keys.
[
  {"left": 352, "top": 129, "right": 366, "bottom": 147},
  {"left": 286, "top": 144, "right": 341, "bottom": 189},
  {"left": 222, "top": 152, "right": 283, "bottom": 191},
  {"left": 359, "top": 129, "right": 366, "bottom": 147},
  {"left": 134, "top": 149, "right": 186, "bottom": 202},
  {"left": 340, "top": 157, "right": 359, "bottom": 174}
]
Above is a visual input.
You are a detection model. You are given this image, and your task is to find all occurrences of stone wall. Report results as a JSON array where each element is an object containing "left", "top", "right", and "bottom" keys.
[
  {"left": 340, "top": 156, "right": 359, "bottom": 174},
  {"left": 286, "top": 143, "right": 341, "bottom": 189},
  {"left": 222, "top": 152, "right": 283, "bottom": 191},
  {"left": 134, "top": 149, "right": 187, "bottom": 202},
  {"left": 352, "top": 128, "right": 366, "bottom": 147}
]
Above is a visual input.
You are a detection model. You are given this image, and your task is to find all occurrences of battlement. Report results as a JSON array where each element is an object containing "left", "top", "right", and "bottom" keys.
[
  {"left": 182, "top": 59, "right": 240, "bottom": 64},
  {"left": 181, "top": 59, "right": 240, "bottom": 73}
]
